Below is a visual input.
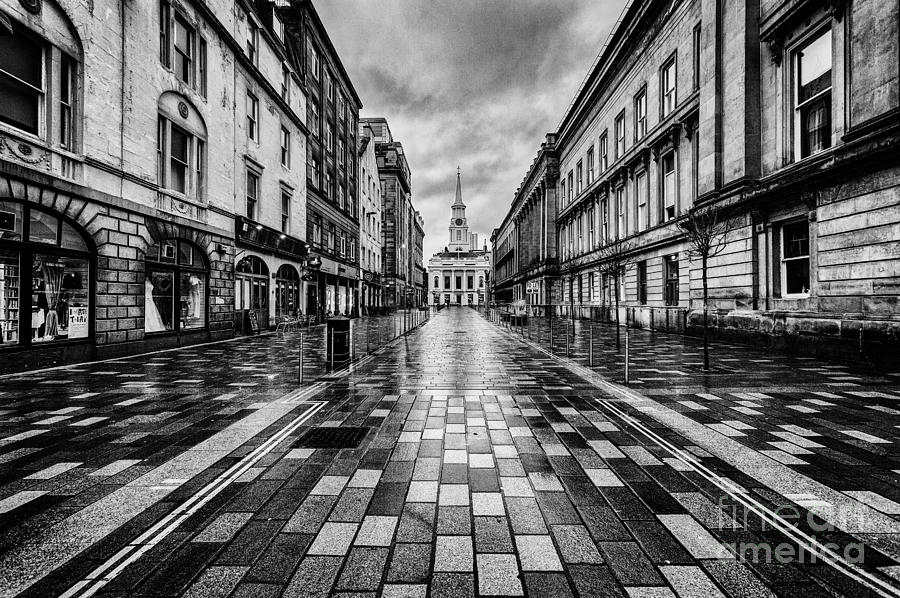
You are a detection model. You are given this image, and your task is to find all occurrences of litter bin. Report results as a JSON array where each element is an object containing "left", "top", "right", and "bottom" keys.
[{"left": 326, "top": 316, "right": 351, "bottom": 369}]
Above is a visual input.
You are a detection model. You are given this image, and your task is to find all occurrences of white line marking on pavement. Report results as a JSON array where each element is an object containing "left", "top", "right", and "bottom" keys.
[{"left": 59, "top": 388, "right": 327, "bottom": 598}]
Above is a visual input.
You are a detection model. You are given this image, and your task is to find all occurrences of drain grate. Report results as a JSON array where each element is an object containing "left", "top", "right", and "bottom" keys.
[{"left": 295, "top": 426, "right": 369, "bottom": 449}]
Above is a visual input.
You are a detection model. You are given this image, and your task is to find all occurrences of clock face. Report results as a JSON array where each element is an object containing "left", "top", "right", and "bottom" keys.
[{"left": 455, "top": 218, "right": 463, "bottom": 225}]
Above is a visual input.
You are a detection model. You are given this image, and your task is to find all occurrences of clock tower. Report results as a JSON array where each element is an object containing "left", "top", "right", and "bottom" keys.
[{"left": 449, "top": 167, "right": 470, "bottom": 251}]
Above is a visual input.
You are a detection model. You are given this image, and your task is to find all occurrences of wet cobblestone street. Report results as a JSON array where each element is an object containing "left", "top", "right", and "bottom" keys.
[{"left": 2, "top": 307, "right": 900, "bottom": 597}]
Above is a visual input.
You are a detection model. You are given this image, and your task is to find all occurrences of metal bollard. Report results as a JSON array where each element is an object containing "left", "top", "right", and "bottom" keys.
[
  {"left": 624, "top": 325, "right": 630, "bottom": 384},
  {"left": 329, "top": 328, "right": 334, "bottom": 371},
  {"left": 298, "top": 332, "right": 304, "bottom": 383},
  {"left": 366, "top": 321, "right": 370, "bottom": 354},
  {"left": 350, "top": 322, "right": 355, "bottom": 362},
  {"left": 549, "top": 319, "right": 554, "bottom": 355},
  {"left": 565, "top": 319, "right": 570, "bottom": 357},
  {"left": 589, "top": 324, "right": 593, "bottom": 367}
]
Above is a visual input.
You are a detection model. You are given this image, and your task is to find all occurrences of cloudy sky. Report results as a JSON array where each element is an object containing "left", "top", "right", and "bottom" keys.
[{"left": 316, "top": 0, "right": 628, "bottom": 261}]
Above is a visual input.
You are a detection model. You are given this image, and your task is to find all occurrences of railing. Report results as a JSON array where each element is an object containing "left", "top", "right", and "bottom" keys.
[{"left": 485, "top": 302, "right": 689, "bottom": 333}]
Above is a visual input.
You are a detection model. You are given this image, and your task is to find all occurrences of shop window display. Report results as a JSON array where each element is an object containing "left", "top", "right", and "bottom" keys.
[
  {"left": 145, "top": 239, "right": 208, "bottom": 334},
  {"left": 0, "top": 200, "right": 93, "bottom": 348}
]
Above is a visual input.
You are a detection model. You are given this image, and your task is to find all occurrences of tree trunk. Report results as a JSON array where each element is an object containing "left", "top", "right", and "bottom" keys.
[
  {"left": 702, "top": 254, "right": 710, "bottom": 370},
  {"left": 614, "top": 275, "right": 621, "bottom": 350}
]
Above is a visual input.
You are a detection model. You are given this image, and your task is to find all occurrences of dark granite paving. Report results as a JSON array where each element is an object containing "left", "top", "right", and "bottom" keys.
[{"left": 0, "top": 307, "right": 899, "bottom": 597}]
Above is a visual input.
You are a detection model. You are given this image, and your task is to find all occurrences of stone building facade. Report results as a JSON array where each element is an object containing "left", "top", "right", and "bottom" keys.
[
  {"left": 493, "top": 0, "right": 900, "bottom": 365},
  {"left": 360, "top": 117, "right": 425, "bottom": 309},
  {"left": 429, "top": 171, "right": 491, "bottom": 307},
  {"left": 0, "top": 0, "right": 312, "bottom": 372},
  {"left": 491, "top": 134, "right": 560, "bottom": 308},
  {"left": 287, "top": 0, "right": 362, "bottom": 319},
  {"left": 358, "top": 121, "right": 383, "bottom": 313}
]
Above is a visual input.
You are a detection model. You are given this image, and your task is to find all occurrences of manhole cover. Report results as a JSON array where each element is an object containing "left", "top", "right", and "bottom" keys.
[{"left": 296, "top": 426, "right": 369, "bottom": 449}]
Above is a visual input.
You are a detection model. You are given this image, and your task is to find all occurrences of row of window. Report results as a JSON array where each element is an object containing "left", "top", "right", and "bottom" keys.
[
  {"left": 434, "top": 275, "right": 485, "bottom": 291},
  {"left": 560, "top": 25, "right": 700, "bottom": 211},
  {"left": 565, "top": 219, "right": 811, "bottom": 305},
  {"left": 559, "top": 151, "right": 680, "bottom": 261},
  {"left": 310, "top": 214, "right": 358, "bottom": 262}
]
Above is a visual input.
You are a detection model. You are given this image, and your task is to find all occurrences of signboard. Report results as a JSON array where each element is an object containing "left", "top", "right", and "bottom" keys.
[
  {"left": 248, "top": 310, "right": 260, "bottom": 334},
  {"left": 526, "top": 282, "right": 540, "bottom": 295},
  {"left": 68, "top": 306, "right": 89, "bottom": 339}
]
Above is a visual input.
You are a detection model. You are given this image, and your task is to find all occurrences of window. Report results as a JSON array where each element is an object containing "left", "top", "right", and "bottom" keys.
[
  {"left": 693, "top": 25, "right": 701, "bottom": 91},
  {"left": 634, "top": 89, "right": 647, "bottom": 140},
  {"left": 281, "top": 127, "right": 291, "bottom": 168},
  {"left": 662, "top": 152, "right": 676, "bottom": 221},
  {"left": 577, "top": 214, "right": 583, "bottom": 253},
  {"left": 326, "top": 172, "right": 333, "bottom": 199},
  {"left": 661, "top": 56, "right": 677, "bottom": 117},
  {"left": 247, "top": 92, "right": 258, "bottom": 141},
  {"left": 587, "top": 207, "right": 595, "bottom": 248},
  {"left": 59, "top": 56, "right": 75, "bottom": 149},
  {"left": 599, "top": 132, "right": 608, "bottom": 172},
  {"left": 310, "top": 157, "right": 321, "bottom": 188},
  {"left": 312, "top": 215, "right": 322, "bottom": 245},
  {"left": 157, "top": 114, "right": 205, "bottom": 200},
  {"left": 637, "top": 261, "right": 647, "bottom": 304},
  {"left": 281, "top": 64, "right": 291, "bottom": 103},
  {"left": 310, "top": 102, "right": 320, "bottom": 137},
  {"left": 601, "top": 197, "right": 609, "bottom": 243},
  {"left": 274, "top": 12, "right": 285, "bottom": 42},
  {"left": 281, "top": 190, "right": 291, "bottom": 233},
  {"left": 467, "top": 276, "right": 474, "bottom": 290},
  {"left": 616, "top": 186, "right": 626, "bottom": 238},
  {"left": 0, "top": 28, "right": 44, "bottom": 135},
  {"left": 247, "top": 21, "right": 259, "bottom": 66},
  {"left": 587, "top": 272, "right": 594, "bottom": 301},
  {"left": 309, "top": 45, "right": 320, "bottom": 81},
  {"left": 560, "top": 180, "right": 566, "bottom": 208},
  {"left": 636, "top": 172, "right": 647, "bottom": 231},
  {"left": 615, "top": 112, "right": 626, "bottom": 159},
  {"left": 576, "top": 161, "right": 583, "bottom": 195},
  {"left": 567, "top": 171, "right": 574, "bottom": 204},
  {"left": 444, "top": 275, "right": 451, "bottom": 289},
  {"left": 456, "top": 276, "right": 462, "bottom": 289},
  {"left": 173, "top": 15, "right": 195, "bottom": 86},
  {"left": 456, "top": 230, "right": 461, "bottom": 240},
  {"left": 246, "top": 169, "right": 259, "bottom": 220},
  {"left": 795, "top": 29, "right": 832, "bottom": 159},
  {"left": 147, "top": 239, "right": 207, "bottom": 333},
  {"left": 780, "top": 220, "right": 810, "bottom": 296},
  {"left": 664, "top": 255, "right": 679, "bottom": 306},
  {"left": 338, "top": 138, "right": 345, "bottom": 168},
  {"left": 0, "top": 202, "right": 92, "bottom": 348},
  {"left": 586, "top": 147, "right": 595, "bottom": 184},
  {"left": 160, "top": 0, "right": 171, "bottom": 67}
]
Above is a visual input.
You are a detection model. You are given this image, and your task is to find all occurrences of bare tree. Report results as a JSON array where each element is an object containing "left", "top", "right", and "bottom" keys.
[
  {"left": 679, "top": 203, "right": 742, "bottom": 370},
  {"left": 596, "top": 238, "right": 636, "bottom": 350}
]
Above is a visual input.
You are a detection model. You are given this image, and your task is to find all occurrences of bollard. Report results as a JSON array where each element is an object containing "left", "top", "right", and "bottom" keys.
[
  {"left": 624, "top": 325, "right": 630, "bottom": 384},
  {"left": 329, "top": 328, "right": 334, "bottom": 371},
  {"left": 589, "top": 324, "right": 593, "bottom": 367},
  {"left": 350, "top": 321, "right": 355, "bottom": 362},
  {"left": 549, "top": 319, "right": 554, "bottom": 355},
  {"left": 565, "top": 319, "right": 570, "bottom": 357},
  {"left": 298, "top": 332, "right": 304, "bottom": 384},
  {"left": 366, "top": 320, "right": 370, "bottom": 354}
]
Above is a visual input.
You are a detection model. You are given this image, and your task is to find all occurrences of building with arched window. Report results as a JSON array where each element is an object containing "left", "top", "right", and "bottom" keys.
[{"left": 0, "top": 0, "right": 335, "bottom": 372}]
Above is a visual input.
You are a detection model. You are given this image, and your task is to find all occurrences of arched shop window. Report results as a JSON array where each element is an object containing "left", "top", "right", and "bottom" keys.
[
  {"left": 235, "top": 255, "right": 268, "bottom": 311},
  {"left": 0, "top": 200, "right": 93, "bottom": 347},
  {"left": 275, "top": 264, "right": 300, "bottom": 318},
  {"left": 145, "top": 239, "right": 208, "bottom": 333}
]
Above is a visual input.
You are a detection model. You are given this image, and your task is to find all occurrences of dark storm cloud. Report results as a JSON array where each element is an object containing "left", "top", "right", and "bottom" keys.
[{"left": 316, "top": 0, "right": 628, "bottom": 258}]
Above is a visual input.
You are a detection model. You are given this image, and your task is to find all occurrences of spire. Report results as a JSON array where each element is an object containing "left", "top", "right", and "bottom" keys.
[{"left": 453, "top": 167, "right": 465, "bottom": 207}]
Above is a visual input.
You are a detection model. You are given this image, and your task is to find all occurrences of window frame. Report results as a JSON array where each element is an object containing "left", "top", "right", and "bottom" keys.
[
  {"left": 599, "top": 132, "right": 609, "bottom": 172},
  {"left": 246, "top": 91, "right": 259, "bottom": 142},
  {"left": 793, "top": 26, "right": 833, "bottom": 161},
  {"left": 281, "top": 189, "right": 291, "bottom": 234},
  {"left": 245, "top": 168, "right": 259, "bottom": 221},
  {"left": 157, "top": 115, "right": 205, "bottom": 200},
  {"left": 661, "top": 151, "right": 677, "bottom": 222},
  {"left": 634, "top": 87, "right": 647, "bottom": 141},
  {"left": 146, "top": 239, "right": 209, "bottom": 334},
  {"left": 614, "top": 111, "right": 626, "bottom": 159},
  {"left": 661, "top": 53, "right": 677, "bottom": 118},
  {"left": 779, "top": 219, "right": 811, "bottom": 298},
  {"left": 280, "top": 126, "right": 291, "bottom": 168},
  {"left": 692, "top": 24, "right": 701, "bottom": 91}
]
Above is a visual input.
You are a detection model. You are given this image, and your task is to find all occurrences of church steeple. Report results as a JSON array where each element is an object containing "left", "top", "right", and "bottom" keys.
[{"left": 449, "top": 167, "right": 470, "bottom": 252}]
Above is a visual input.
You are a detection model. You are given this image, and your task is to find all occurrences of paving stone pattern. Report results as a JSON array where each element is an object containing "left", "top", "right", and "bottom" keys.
[{"left": 0, "top": 308, "right": 899, "bottom": 597}]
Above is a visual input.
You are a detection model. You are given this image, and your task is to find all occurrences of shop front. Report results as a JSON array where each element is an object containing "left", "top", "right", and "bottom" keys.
[
  {"left": 0, "top": 200, "right": 94, "bottom": 356},
  {"left": 310, "top": 256, "right": 358, "bottom": 321}
]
